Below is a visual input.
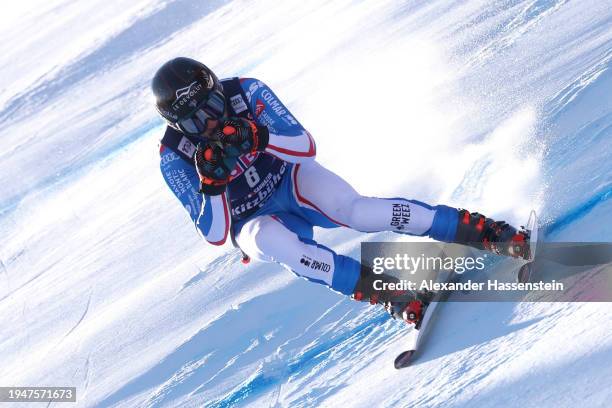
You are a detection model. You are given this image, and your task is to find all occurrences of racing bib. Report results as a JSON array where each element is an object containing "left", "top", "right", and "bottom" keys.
[{"left": 227, "top": 152, "right": 287, "bottom": 220}]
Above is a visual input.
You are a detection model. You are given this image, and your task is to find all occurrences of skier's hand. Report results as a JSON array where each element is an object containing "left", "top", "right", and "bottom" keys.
[
  {"left": 211, "top": 118, "right": 269, "bottom": 156},
  {"left": 194, "top": 142, "right": 237, "bottom": 195}
]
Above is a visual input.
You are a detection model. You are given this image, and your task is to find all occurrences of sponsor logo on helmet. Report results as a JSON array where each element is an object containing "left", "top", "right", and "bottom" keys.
[
  {"left": 175, "top": 81, "right": 199, "bottom": 99},
  {"left": 172, "top": 81, "right": 204, "bottom": 111}
]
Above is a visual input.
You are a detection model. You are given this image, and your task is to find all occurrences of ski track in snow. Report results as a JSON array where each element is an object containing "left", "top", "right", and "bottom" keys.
[
  {"left": 0, "top": 0, "right": 611, "bottom": 407},
  {"left": 62, "top": 289, "right": 93, "bottom": 341}
]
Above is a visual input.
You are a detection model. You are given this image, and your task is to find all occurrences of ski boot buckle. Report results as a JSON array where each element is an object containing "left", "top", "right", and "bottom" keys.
[{"left": 403, "top": 300, "right": 423, "bottom": 324}]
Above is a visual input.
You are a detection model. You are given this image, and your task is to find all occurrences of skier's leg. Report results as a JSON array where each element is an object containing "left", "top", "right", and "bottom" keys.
[
  {"left": 291, "top": 160, "right": 435, "bottom": 234},
  {"left": 233, "top": 167, "right": 430, "bottom": 323},
  {"left": 235, "top": 213, "right": 361, "bottom": 295},
  {"left": 236, "top": 213, "right": 414, "bottom": 320},
  {"left": 292, "top": 161, "right": 530, "bottom": 259}
]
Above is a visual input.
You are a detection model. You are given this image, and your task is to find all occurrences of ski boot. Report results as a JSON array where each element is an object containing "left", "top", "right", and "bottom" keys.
[
  {"left": 352, "top": 267, "right": 431, "bottom": 325},
  {"left": 454, "top": 209, "right": 531, "bottom": 260},
  {"left": 384, "top": 290, "right": 436, "bottom": 328}
]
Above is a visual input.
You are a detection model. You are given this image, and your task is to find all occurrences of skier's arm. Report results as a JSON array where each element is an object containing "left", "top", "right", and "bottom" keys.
[
  {"left": 196, "top": 193, "right": 230, "bottom": 246},
  {"left": 241, "top": 78, "right": 316, "bottom": 163},
  {"left": 266, "top": 129, "right": 316, "bottom": 163},
  {"left": 194, "top": 142, "right": 233, "bottom": 246},
  {"left": 159, "top": 144, "right": 230, "bottom": 246}
]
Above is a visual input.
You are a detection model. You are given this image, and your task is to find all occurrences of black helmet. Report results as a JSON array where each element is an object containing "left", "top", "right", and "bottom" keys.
[{"left": 152, "top": 57, "right": 226, "bottom": 135}]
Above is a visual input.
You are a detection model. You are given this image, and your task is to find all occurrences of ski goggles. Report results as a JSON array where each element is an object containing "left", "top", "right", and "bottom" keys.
[{"left": 175, "top": 90, "right": 226, "bottom": 135}]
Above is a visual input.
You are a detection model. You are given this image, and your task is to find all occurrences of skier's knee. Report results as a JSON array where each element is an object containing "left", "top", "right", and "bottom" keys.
[
  {"left": 237, "top": 216, "right": 300, "bottom": 262},
  {"left": 236, "top": 218, "right": 275, "bottom": 261}
]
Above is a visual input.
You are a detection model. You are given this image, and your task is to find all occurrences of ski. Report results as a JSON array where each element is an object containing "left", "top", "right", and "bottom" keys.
[
  {"left": 394, "top": 270, "right": 458, "bottom": 369},
  {"left": 394, "top": 210, "right": 539, "bottom": 369},
  {"left": 517, "top": 210, "right": 539, "bottom": 284}
]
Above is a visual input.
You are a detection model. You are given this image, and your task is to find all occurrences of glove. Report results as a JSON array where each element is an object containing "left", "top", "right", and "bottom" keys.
[
  {"left": 194, "top": 142, "right": 237, "bottom": 195},
  {"left": 211, "top": 118, "right": 269, "bottom": 157}
]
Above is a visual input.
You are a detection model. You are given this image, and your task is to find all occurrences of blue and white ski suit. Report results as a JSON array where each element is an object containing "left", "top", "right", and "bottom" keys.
[{"left": 159, "top": 78, "right": 459, "bottom": 296}]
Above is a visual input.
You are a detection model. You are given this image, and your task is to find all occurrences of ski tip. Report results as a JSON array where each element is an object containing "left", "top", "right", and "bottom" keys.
[
  {"left": 525, "top": 210, "right": 538, "bottom": 236},
  {"left": 394, "top": 350, "right": 415, "bottom": 369},
  {"left": 529, "top": 209, "right": 537, "bottom": 224},
  {"left": 526, "top": 210, "right": 539, "bottom": 262}
]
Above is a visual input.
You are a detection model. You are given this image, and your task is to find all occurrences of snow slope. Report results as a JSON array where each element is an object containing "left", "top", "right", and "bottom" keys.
[{"left": 0, "top": 0, "right": 610, "bottom": 407}]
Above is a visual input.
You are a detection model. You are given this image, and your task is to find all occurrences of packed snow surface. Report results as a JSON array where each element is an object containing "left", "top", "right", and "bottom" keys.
[{"left": 0, "top": 0, "right": 611, "bottom": 407}]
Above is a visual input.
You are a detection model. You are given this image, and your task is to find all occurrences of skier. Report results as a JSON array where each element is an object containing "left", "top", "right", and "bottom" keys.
[{"left": 153, "top": 57, "right": 530, "bottom": 324}]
